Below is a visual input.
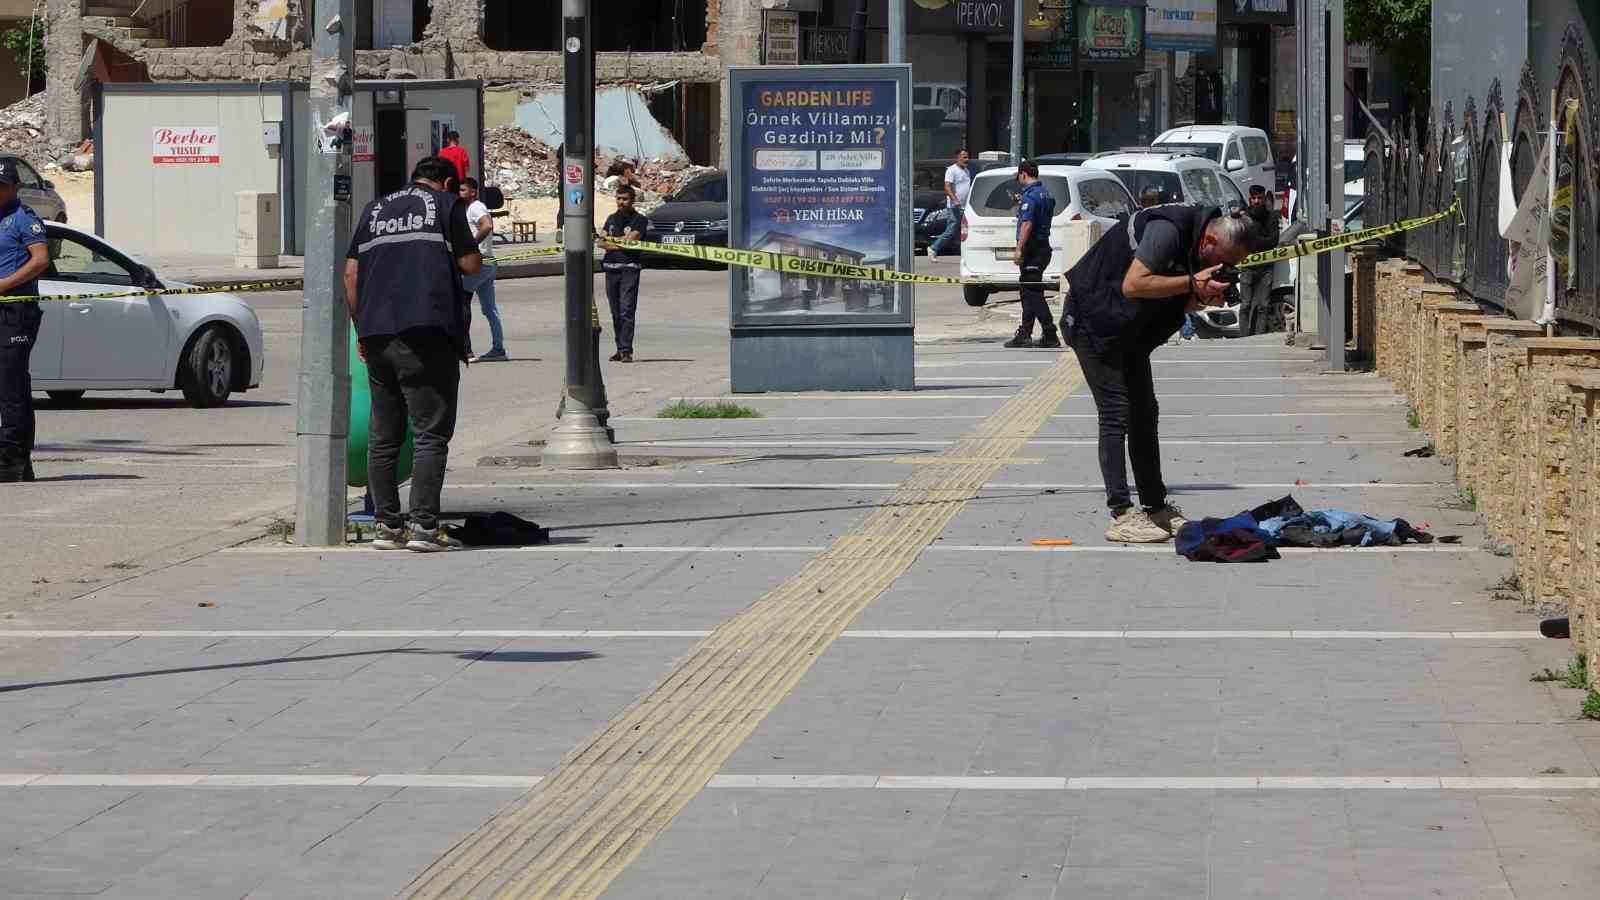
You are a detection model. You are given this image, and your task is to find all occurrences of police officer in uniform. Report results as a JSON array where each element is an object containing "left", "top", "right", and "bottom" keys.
[
  {"left": 1061, "top": 203, "right": 1254, "bottom": 543},
  {"left": 1005, "top": 160, "right": 1061, "bottom": 348},
  {"left": 0, "top": 161, "right": 50, "bottom": 483},
  {"left": 344, "top": 156, "right": 482, "bottom": 551}
]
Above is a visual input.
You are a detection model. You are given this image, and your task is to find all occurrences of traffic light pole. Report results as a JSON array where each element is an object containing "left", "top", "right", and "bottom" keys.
[
  {"left": 294, "top": 0, "right": 354, "bottom": 545},
  {"left": 543, "top": 0, "right": 619, "bottom": 469}
]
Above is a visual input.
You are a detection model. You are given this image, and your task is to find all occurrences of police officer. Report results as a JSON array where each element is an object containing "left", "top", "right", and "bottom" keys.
[
  {"left": 0, "top": 161, "right": 50, "bottom": 483},
  {"left": 1005, "top": 160, "right": 1060, "bottom": 349},
  {"left": 344, "top": 156, "right": 482, "bottom": 551}
]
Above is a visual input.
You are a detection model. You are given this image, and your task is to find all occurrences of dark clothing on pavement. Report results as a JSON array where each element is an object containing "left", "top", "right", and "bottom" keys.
[
  {"left": 364, "top": 329, "right": 460, "bottom": 533},
  {"left": 0, "top": 199, "right": 46, "bottom": 477},
  {"left": 605, "top": 268, "right": 640, "bottom": 355},
  {"left": 1063, "top": 203, "right": 1222, "bottom": 513}
]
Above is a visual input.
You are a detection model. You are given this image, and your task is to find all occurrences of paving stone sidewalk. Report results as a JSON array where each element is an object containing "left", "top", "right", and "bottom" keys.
[{"left": 3, "top": 336, "right": 1599, "bottom": 899}]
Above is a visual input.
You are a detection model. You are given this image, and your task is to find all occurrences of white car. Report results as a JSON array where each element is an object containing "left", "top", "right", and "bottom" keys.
[
  {"left": 1153, "top": 125, "right": 1277, "bottom": 196},
  {"left": 958, "top": 165, "right": 1137, "bottom": 307},
  {"left": 30, "top": 222, "right": 265, "bottom": 407},
  {"left": 1084, "top": 152, "right": 1256, "bottom": 336}
]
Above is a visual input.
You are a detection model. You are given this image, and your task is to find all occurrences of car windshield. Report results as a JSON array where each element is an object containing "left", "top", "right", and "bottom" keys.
[
  {"left": 968, "top": 174, "right": 1073, "bottom": 218},
  {"left": 1106, "top": 170, "right": 1183, "bottom": 205},
  {"left": 1154, "top": 142, "right": 1222, "bottom": 163}
]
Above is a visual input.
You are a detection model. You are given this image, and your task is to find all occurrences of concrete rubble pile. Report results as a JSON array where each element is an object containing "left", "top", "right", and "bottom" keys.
[
  {"left": 0, "top": 95, "right": 91, "bottom": 170},
  {"left": 483, "top": 124, "right": 714, "bottom": 208}
]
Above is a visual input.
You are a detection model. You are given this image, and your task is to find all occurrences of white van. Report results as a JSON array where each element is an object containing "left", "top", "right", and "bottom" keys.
[
  {"left": 958, "top": 166, "right": 1136, "bottom": 307},
  {"left": 1153, "top": 125, "right": 1276, "bottom": 196}
]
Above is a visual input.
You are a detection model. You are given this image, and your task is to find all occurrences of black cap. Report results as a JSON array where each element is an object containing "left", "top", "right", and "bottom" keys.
[{"left": 0, "top": 161, "right": 20, "bottom": 185}]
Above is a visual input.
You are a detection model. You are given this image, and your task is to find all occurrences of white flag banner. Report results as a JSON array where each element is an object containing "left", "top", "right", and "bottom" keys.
[{"left": 1500, "top": 132, "right": 1552, "bottom": 320}]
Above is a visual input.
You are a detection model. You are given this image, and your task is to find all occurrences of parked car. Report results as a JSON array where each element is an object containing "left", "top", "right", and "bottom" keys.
[
  {"left": 1033, "top": 152, "right": 1094, "bottom": 167},
  {"left": 3, "top": 154, "right": 66, "bottom": 223},
  {"left": 1084, "top": 152, "right": 1253, "bottom": 336},
  {"left": 643, "top": 170, "right": 728, "bottom": 267},
  {"left": 958, "top": 165, "right": 1137, "bottom": 307},
  {"left": 30, "top": 222, "right": 264, "bottom": 407},
  {"left": 1152, "top": 125, "right": 1276, "bottom": 197}
]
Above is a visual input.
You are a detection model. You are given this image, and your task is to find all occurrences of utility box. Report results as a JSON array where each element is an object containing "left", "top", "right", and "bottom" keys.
[{"left": 236, "top": 191, "right": 281, "bottom": 269}]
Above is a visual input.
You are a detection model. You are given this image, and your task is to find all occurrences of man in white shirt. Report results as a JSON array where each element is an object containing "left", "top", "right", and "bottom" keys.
[
  {"left": 458, "top": 178, "right": 506, "bottom": 361},
  {"left": 928, "top": 148, "right": 971, "bottom": 260}
]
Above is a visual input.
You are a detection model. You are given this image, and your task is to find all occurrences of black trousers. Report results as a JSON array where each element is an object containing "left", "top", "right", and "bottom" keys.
[
  {"left": 605, "top": 267, "right": 640, "bottom": 354},
  {"left": 1019, "top": 245, "right": 1056, "bottom": 337},
  {"left": 1240, "top": 266, "right": 1273, "bottom": 336},
  {"left": 364, "top": 329, "right": 460, "bottom": 532},
  {"left": 0, "top": 301, "right": 42, "bottom": 472},
  {"left": 1072, "top": 334, "right": 1168, "bottom": 513}
]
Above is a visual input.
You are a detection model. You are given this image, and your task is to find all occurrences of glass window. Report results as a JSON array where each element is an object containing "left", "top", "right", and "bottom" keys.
[
  {"left": 49, "top": 232, "right": 138, "bottom": 285},
  {"left": 1224, "top": 141, "right": 1244, "bottom": 166},
  {"left": 1216, "top": 175, "right": 1246, "bottom": 209},
  {"left": 1342, "top": 157, "right": 1366, "bottom": 184},
  {"left": 675, "top": 175, "right": 726, "bottom": 203},
  {"left": 1155, "top": 141, "right": 1222, "bottom": 163},
  {"left": 1077, "top": 178, "right": 1134, "bottom": 218},
  {"left": 1244, "top": 137, "right": 1271, "bottom": 167},
  {"left": 1110, "top": 169, "right": 1182, "bottom": 205},
  {"left": 1181, "top": 169, "right": 1212, "bottom": 204},
  {"left": 969, "top": 174, "right": 1073, "bottom": 218}
]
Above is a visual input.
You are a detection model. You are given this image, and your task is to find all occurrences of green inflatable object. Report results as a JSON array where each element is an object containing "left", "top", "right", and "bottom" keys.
[{"left": 346, "top": 327, "right": 414, "bottom": 488}]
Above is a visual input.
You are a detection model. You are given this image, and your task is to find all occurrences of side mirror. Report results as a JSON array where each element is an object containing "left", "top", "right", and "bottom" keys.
[
  {"left": 136, "top": 265, "right": 161, "bottom": 289},
  {"left": 1226, "top": 159, "right": 1245, "bottom": 172}
]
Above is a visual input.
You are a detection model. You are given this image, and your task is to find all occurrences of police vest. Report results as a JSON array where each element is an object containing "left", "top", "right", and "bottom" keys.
[
  {"left": 352, "top": 186, "right": 466, "bottom": 342},
  {"left": 1064, "top": 203, "right": 1221, "bottom": 354}
]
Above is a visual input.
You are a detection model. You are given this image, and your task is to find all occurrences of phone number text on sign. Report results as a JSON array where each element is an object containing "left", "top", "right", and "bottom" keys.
[{"left": 152, "top": 126, "right": 220, "bottom": 165}]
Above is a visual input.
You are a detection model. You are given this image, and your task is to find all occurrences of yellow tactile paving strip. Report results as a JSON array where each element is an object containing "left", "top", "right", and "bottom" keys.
[{"left": 399, "top": 354, "right": 1085, "bottom": 900}]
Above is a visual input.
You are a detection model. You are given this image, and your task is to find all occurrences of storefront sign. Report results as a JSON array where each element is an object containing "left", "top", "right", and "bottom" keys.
[
  {"left": 1219, "top": 0, "right": 1294, "bottom": 24},
  {"left": 907, "top": 0, "right": 1011, "bottom": 35},
  {"left": 733, "top": 71, "right": 907, "bottom": 324},
  {"left": 805, "top": 27, "right": 850, "bottom": 63},
  {"left": 152, "top": 126, "right": 220, "bottom": 165},
  {"left": 1146, "top": 0, "right": 1218, "bottom": 52},
  {"left": 764, "top": 11, "right": 800, "bottom": 65},
  {"left": 352, "top": 126, "right": 374, "bottom": 163},
  {"left": 1078, "top": 6, "right": 1144, "bottom": 62}
]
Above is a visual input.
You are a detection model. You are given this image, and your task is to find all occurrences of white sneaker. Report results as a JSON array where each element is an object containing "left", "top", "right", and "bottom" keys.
[
  {"left": 1105, "top": 508, "right": 1173, "bottom": 543},
  {"left": 406, "top": 527, "right": 464, "bottom": 552},
  {"left": 371, "top": 524, "right": 408, "bottom": 550}
]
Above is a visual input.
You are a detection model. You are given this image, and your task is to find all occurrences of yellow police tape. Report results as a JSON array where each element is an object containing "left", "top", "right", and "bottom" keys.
[
  {"left": 0, "top": 199, "right": 1461, "bottom": 305},
  {"left": 1238, "top": 196, "right": 1462, "bottom": 269}
]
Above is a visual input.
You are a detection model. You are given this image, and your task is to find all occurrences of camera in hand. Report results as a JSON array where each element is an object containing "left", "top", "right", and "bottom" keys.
[{"left": 1211, "top": 264, "right": 1243, "bottom": 285}]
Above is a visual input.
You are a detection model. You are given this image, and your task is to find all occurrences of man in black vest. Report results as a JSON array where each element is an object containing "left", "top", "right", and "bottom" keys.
[
  {"left": 345, "top": 156, "right": 482, "bottom": 551},
  {"left": 1063, "top": 204, "right": 1254, "bottom": 542}
]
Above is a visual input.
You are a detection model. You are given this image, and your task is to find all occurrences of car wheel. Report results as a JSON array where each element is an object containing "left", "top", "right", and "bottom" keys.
[
  {"left": 179, "top": 326, "right": 234, "bottom": 408},
  {"left": 46, "top": 390, "right": 84, "bottom": 406},
  {"left": 1267, "top": 292, "right": 1295, "bottom": 333},
  {"left": 963, "top": 285, "right": 990, "bottom": 307}
]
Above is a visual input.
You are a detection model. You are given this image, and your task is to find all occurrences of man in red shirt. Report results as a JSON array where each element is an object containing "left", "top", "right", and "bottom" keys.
[{"left": 439, "top": 131, "right": 469, "bottom": 184}]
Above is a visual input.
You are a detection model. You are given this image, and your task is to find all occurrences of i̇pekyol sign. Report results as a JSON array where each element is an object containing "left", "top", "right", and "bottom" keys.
[{"left": 152, "top": 127, "right": 220, "bottom": 165}]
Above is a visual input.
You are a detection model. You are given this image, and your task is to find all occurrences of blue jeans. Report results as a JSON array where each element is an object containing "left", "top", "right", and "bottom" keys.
[
  {"left": 929, "top": 205, "right": 961, "bottom": 257},
  {"left": 463, "top": 262, "right": 503, "bottom": 353}
]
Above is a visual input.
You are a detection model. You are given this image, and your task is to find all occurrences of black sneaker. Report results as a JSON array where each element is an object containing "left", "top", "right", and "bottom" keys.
[
  {"left": 475, "top": 348, "right": 508, "bottom": 362},
  {"left": 608, "top": 351, "right": 623, "bottom": 362},
  {"left": 1036, "top": 332, "right": 1062, "bottom": 349},
  {"left": 1002, "top": 331, "right": 1033, "bottom": 349},
  {"left": 619, "top": 352, "right": 633, "bottom": 363}
]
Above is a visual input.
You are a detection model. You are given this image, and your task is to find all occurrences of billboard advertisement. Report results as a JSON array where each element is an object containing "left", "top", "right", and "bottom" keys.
[{"left": 733, "top": 72, "right": 908, "bottom": 323}]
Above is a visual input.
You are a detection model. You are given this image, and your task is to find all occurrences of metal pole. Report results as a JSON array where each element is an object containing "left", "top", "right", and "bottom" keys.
[
  {"left": 1009, "top": 0, "right": 1022, "bottom": 161},
  {"left": 294, "top": 0, "right": 354, "bottom": 546},
  {"left": 544, "top": 0, "right": 618, "bottom": 469},
  {"left": 887, "top": 0, "right": 905, "bottom": 65},
  {"left": 1543, "top": 90, "right": 1558, "bottom": 330},
  {"left": 1326, "top": 0, "right": 1346, "bottom": 371}
]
